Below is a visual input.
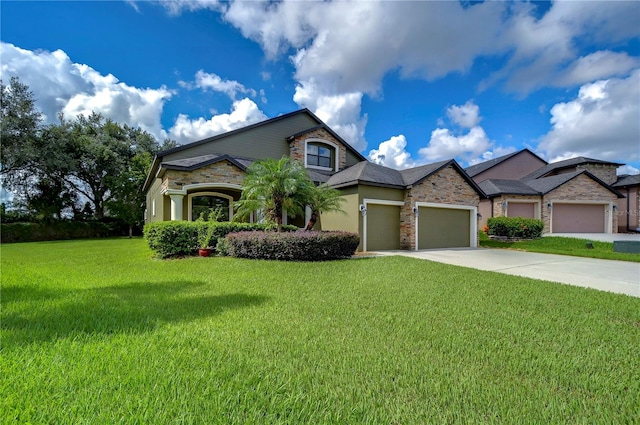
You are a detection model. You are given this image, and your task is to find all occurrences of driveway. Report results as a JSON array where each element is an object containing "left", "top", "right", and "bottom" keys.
[
  {"left": 375, "top": 248, "right": 640, "bottom": 298},
  {"left": 545, "top": 233, "right": 640, "bottom": 242}
]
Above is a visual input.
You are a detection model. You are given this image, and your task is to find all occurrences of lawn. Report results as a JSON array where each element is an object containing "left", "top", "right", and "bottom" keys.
[
  {"left": 2, "top": 238, "right": 639, "bottom": 424},
  {"left": 479, "top": 234, "right": 640, "bottom": 262}
]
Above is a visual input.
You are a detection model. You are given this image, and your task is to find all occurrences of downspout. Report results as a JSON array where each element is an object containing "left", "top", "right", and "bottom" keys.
[{"left": 627, "top": 187, "right": 630, "bottom": 232}]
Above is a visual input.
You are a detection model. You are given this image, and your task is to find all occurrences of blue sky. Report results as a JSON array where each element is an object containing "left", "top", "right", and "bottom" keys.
[{"left": 1, "top": 0, "right": 639, "bottom": 174}]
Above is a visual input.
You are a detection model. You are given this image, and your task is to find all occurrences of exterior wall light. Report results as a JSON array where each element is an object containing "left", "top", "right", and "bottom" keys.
[
  {"left": 412, "top": 205, "right": 419, "bottom": 216},
  {"left": 359, "top": 204, "right": 367, "bottom": 216},
  {"left": 547, "top": 203, "right": 552, "bottom": 210}
]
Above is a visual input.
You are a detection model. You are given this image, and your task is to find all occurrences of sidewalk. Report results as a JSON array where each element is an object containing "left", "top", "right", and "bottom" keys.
[{"left": 376, "top": 248, "right": 640, "bottom": 298}]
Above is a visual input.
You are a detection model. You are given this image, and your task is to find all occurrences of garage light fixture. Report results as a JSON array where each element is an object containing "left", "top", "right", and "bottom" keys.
[
  {"left": 412, "top": 205, "right": 419, "bottom": 216},
  {"left": 547, "top": 203, "right": 552, "bottom": 210},
  {"left": 359, "top": 204, "right": 367, "bottom": 216}
]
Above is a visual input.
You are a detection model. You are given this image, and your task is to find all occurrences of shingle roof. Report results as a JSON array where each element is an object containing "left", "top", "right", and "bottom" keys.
[
  {"left": 399, "top": 160, "right": 451, "bottom": 186},
  {"left": 161, "top": 154, "right": 253, "bottom": 172},
  {"left": 481, "top": 170, "right": 625, "bottom": 198},
  {"left": 479, "top": 179, "right": 540, "bottom": 197},
  {"left": 464, "top": 149, "right": 546, "bottom": 177},
  {"left": 327, "top": 159, "right": 486, "bottom": 197},
  {"left": 327, "top": 161, "right": 405, "bottom": 188},
  {"left": 613, "top": 174, "right": 640, "bottom": 188},
  {"left": 524, "top": 157, "right": 624, "bottom": 180}
]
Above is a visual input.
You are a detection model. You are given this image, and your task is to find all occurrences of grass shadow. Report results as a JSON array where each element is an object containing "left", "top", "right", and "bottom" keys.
[{"left": 2, "top": 281, "right": 268, "bottom": 345}]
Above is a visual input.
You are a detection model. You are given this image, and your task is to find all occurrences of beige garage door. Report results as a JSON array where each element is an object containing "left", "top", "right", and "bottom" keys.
[
  {"left": 366, "top": 204, "right": 401, "bottom": 251},
  {"left": 418, "top": 207, "right": 470, "bottom": 249},
  {"left": 552, "top": 203, "right": 605, "bottom": 233},
  {"left": 508, "top": 202, "right": 536, "bottom": 218}
]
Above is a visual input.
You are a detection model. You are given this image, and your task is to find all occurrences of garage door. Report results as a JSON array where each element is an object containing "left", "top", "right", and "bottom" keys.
[
  {"left": 366, "top": 204, "right": 401, "bottom": 251},
  {"left": 552, "top": 203, "right": 605, "bottom": 233},
  {"left": 508, "top": 202, "right": 536, "bottom": 218},
  {"left": 418, "top": 207, "right": 470, "bottom": 249}
]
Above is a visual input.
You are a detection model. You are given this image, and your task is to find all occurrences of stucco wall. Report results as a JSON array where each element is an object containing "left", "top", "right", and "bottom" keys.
[
  {"left": 145, "top": 178, "right": 168, "bottom": 223},
  {"left": 473, "top": 151, "right": 546, "bottom": 182},
  {"left": 617, "top": 185, "right": 640, "bottom": 232}
]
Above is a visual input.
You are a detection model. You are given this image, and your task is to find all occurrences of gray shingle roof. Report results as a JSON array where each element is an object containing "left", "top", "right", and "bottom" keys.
[
  {"left": 479, "top": 179, "right": 540, "bottom": 196},
  {"left": 399, "top": 160, "right": 451, "bottom": 185},
  {"left": 327, "top": 161, "right": 405, "bottom": 188},
  {"left": 613, "top": 174, "right": 640, "bottom": 187},
  {"left": 524, "top": 157, "right": 624, "bottom": 180},
  {"left": 161, "top": 153, "right": 253, "bottom": 171},
  {"left": 481, "top": 170, "right": 625, "bottom": 198}
]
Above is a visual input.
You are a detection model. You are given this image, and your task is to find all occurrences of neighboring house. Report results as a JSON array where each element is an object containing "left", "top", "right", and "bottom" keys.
[
  {"left": 466, "top": 149, "right": 627, "bottom": 234},
  {"left": 143, "top": 109, "right": 485, "bottom": 251},
  {"left": 613, "top": 174, "right": 640, "bottom": 233}
]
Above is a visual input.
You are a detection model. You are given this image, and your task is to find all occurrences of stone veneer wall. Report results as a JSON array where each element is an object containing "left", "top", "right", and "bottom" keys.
[
  {"left": 289, "top": 128, "right": 347, "bottom": 171},
  {"left": 400, "top": 165, "right": 480, "bottom": 249},
  {"left": 542, "top": 173, "right": 618, "bottom": 233},
  {"left": 163, "top": 161, "right": 246, "bottom": 191},
  {"left": 575, "top": 164, "right": 618, "bottom": 185}
]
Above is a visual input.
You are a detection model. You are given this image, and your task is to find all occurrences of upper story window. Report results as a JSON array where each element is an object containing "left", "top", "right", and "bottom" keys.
[{"left": 305, "top": 139, "right": 338, "bottom": 171}]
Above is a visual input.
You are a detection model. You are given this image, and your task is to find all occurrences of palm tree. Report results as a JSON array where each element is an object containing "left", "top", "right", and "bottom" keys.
[
  {"left": 235, "top": 157, "right": 314, "bottom": 232},
  {"left": 304, "top": 183, "right": 345, "bottom": 231}
]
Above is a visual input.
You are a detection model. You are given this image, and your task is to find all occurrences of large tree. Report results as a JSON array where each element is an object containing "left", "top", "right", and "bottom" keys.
[{"left": 0, "top": 76, "right": 43, "bottom": 180}]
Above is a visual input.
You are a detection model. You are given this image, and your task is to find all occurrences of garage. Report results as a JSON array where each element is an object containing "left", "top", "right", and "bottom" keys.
[
  {"left": 552, "top": 203, "right": 605, "bottom": 233},
  {"left": 507, "top": 202, "right": 536, "bottom": 219},
  {"left": 365, "top": 204, "right": 401, "bottom": 251},
  {"left": 417, "top": 205, "right": 472, "bottom": 249}
]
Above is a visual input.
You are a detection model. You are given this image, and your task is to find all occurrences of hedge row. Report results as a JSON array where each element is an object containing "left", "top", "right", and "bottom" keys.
[
  {"left": 143, "top": 221, "right": 297, "bottom": 258},
  {"left": 225, "top": 231, "right": 360, "bottom": 261},
  {"left": 487, "top": 216, "right": 544, "bottom": 239},
  {"left": 0, "top": 221, "right": 131, "bottom": 243}
]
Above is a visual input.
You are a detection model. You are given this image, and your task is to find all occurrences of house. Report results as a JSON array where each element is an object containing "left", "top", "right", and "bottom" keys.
[
  {"left": 143, "top": 109, "right": 485, "bottom": 251},
  {"left": 466, "top": 149, "right": 629, "bottom": 234},
  {"left": 614, "top": 174, "right": 640, "bottom": 233}
]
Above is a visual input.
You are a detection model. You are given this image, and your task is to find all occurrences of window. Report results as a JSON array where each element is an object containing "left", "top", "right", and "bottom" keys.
[
  {"left": 191, "top": 195, "right": 230, "bottom": 221},
  {"left": 307, "top": 143, "right": 332, "bottom": 169}
]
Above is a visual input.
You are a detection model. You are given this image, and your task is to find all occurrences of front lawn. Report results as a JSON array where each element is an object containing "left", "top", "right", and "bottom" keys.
[
  {"left": 2, "top": 239, "right": 639, "bottom": 423},
  {"left": 480, "top": 233, "right": 640, "bottom": 262}
]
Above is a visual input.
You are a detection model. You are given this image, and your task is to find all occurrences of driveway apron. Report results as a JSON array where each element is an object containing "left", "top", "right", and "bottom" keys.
[{"left": 376, "top": 248, "right": 640, "bottom": 298}]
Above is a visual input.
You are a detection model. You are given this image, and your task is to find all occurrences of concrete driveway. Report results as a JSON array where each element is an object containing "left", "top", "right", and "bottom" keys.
[{"left": 376, "top": 248, "right": 640, "bottom": 298}]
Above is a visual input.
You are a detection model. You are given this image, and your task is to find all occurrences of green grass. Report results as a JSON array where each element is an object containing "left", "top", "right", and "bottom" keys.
[
  {"left": 2, "top": 238, "right": 639, "bottom": 424},
  {"left": 479, "top": 233, "right": 640, "bottom": 262}
]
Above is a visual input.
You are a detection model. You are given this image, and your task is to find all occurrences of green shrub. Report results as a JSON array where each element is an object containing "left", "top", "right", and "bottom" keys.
[
  {"left": 226, "top": 231, "right": 360, "bottom": 261},
  {"left": 143, "top": 221, "right": 297, "bottom": 258},
  {"left": 487, "top": 217, "right": 544, "bottom": 239},
  {"left": 0, "top": 221, "right": 127, "bottom": 243}
]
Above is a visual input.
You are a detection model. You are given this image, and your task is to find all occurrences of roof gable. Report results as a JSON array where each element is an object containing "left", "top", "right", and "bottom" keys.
[{"left": 465, "top": 148, "right": 547, "bottom": 178}]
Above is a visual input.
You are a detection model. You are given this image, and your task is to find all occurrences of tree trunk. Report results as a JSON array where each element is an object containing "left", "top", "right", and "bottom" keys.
[
  {"left": 305, "top": 212, "right": 318, "bottom": 231},
  {"left": 129, "top": 224, "right": 133, "bottom": 238}
]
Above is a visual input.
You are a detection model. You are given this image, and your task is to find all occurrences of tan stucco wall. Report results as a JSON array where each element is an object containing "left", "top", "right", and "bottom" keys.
[
  {"left": 543, "top": 174, "right": 618, "bottom": 233},
  {"left": 145, "top": 177, "right": 169, "bottom": 223},
  {"left": 401, "top": 165, "right": 480, "bottom": 249},
  {"left": 473, "top": 151, "right": 546, "bottom": 182}
]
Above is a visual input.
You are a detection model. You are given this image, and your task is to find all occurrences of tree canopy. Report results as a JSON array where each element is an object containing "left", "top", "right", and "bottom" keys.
[{"left": 0, "top": 76, "right": 173, "bottom": 228}]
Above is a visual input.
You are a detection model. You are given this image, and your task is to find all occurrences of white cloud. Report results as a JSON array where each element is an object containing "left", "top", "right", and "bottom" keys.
[
  {"left": 193, "top": 70, "right": 256, "bottom": 100},
  {"left": 466, "top": 146, "right": 517, "bottom": 167},
  {"left": 368, "top": 135, "right": 416, "bottom": 170},
  {"left": 555, "top": 51, "right": 640, "bottom": 87},
  {"left": 446, "top": 101, "right": 481, "bottom": 129},
  {"left": 0, "top": 42, "right": 173, "bottom": 141},
  {"left": 419, "top": 126, "right": 492, "bottom": 163},
  {"left": 167, "top": 97, "right": 266, "bottom": 143},
  {"left": 538, "top": 69, "right": 640, "bottom": 164},
  {"left": 618, "top": 165, "right": 639, "bottom": 176},
  {"left": 293, "top": 80, "right": 367, "bottom": 151}
]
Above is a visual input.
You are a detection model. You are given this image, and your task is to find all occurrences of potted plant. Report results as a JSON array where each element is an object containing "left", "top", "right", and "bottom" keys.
[{"left": 197, "top": 209, "right": 220, "bottom": 257}]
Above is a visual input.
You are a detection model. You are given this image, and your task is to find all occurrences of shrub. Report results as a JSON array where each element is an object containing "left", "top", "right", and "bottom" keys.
[
  {"left": 225, "top": 231, "right": 360, "bottom": 261},
  {"left": 487, "top": 216, "right": 544, "bottom": 239},
  {"left": 0, "top": 221, "right": 128, "bottom": 243},
  {"left": 143, "top": 221, "right": 297, "bottom": 258}
]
